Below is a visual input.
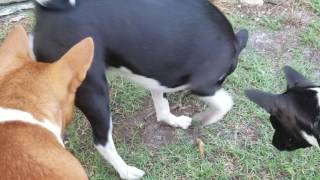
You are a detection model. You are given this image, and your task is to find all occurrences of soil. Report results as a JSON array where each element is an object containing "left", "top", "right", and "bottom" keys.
[{"left": 113, "top": 99, "right": 203, "bottom": 150}]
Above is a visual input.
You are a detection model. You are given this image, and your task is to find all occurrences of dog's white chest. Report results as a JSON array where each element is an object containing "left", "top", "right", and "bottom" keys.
[{"left": 108, "top": 67, "right": 188, "bottom": 92}]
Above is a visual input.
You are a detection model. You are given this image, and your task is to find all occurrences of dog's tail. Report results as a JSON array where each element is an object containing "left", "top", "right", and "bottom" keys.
[{"left": 35, "top": 0, "right": 76, "bottom": 10}]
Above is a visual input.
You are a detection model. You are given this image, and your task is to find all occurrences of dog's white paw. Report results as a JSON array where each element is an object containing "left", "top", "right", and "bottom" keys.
[
  {"left": 119, "top": 165, "right": 145, "bottom": 180},
  {"left": 159, "top": 114, "right": 192, "bottom": 129},
  {"left": 163, "top": 115, "right": 192, "bottom": 129},
  {"left": 176, "top": 115, "right": 192, "bottom": 129}
]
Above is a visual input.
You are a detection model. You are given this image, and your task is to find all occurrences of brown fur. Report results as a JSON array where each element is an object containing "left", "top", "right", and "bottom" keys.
[{"left": 0, "top": 26, "right": 94, "bottom": 180}]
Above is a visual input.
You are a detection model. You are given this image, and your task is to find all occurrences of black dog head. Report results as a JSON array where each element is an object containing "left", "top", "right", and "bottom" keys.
[{"left": 245, "top": 66, "right": 320, "bottom": 151}]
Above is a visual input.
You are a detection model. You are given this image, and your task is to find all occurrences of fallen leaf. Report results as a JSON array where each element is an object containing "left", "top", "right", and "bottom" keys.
[{"left": 196, "top": 138, "right": 205, "bottom": 159}]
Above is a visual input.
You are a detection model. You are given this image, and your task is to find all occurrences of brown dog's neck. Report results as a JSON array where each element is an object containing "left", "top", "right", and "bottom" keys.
[
  {"left": 0, "top": 92, "right": 63, "bottom": 124},
  {"left": 0, "top": 107, "right": 64, "bottom": 145},
  {"left": 0, "top": 63, "right": 67, "bottom": 130}
]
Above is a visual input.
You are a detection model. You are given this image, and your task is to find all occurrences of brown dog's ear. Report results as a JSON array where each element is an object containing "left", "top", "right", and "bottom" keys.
[
  {"left": 245, "top": 89, "right": 278, "bottom": 113},
  {"left": 54, "top": 37, "right": 94, "bottom": 91},
  {"left": 283, "top": 66, "right": 315, "bottom": 89},
  {"left": 0, "top": 25, "right": 31, "bottom": 60}
]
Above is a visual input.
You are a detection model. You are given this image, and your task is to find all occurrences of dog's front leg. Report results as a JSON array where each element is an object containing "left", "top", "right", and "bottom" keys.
[
  {"left": 95, "top": 117, "right": 145, "bottom": 179},
  {"left": 76, "top": 68, "right": 144, "bottom": 179},
  {"left": 151, "top": 91, "right": 192, "bottom": 129}
]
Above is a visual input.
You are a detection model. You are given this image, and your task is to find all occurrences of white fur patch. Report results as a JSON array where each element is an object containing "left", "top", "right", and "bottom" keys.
[
  {"left": 0, "top": 107, "right": 63, "bottom": 146},
  {"left": 199, "top": 88, "right": 233, "bottom": 125},
  {"left": 301, "top": 131, "right": 319, "bottom": 147},
  {"left": 95, "top": 119, "right": 145, "bottom": 179},
  {"left": 310, "top": 88, "right": 320, "bottom": 106},
  {"left": 35, "top": 0, "right": 51, "bottom": 6},
  {"left": 35, "top": 0, "right": 76, "bottom": 7},
  {"left": 151, "top": 91, "right": 192, "bottom": 129},
  {"left": 69, "top": 0, "right": 76, "bottom": 6},
  {"left": 108, "top": 67, "right": 188, "bottom": 92},
  {"left": 28, "top": 33, "right": 36, "bottom": 61}
]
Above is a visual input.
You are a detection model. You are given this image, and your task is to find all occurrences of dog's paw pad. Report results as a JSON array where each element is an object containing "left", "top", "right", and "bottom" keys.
[{"left": 120, "top": 165, "right": 145, "bottom": 179}]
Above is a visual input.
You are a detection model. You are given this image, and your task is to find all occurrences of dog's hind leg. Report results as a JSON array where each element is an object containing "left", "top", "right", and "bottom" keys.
[
  {"left": 189, "top": 55, "right": 235, "bottom": 126},
  {"left": 151, "top": 91, "right": 192, "bottom": 129},
  {"left": 194, "top": 88, "right": 233, "bottom": 126},
  {"left": 76, "top": 60, "right": 144, "bottom": 179}
]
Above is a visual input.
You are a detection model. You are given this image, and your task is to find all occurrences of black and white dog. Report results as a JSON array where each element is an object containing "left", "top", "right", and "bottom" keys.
[
  {"left": 246, "top": 66, "right": 320, "bottom": 151},
  {"left": 32, "top": 0, "right": 248, "bottom": 179}
]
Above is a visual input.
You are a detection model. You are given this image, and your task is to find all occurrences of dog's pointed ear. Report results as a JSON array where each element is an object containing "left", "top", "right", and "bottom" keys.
[
  {"left": 236, "top": 29, "right": 249, "bottom": 51},
  {"left": 245, "top": 89, "right": 278, "bottom": 113},
  {"left": 54, "top": 37, "right": 94, "bottom": 92},
  {"left": 0, "top": 25, "right": 31, "bottom": 60},
  {"left": 0, "top": 26, "right": 33, "bottom": 76},
  {"left": 284, "top": 66, "right": 315, "bottom": 89}
]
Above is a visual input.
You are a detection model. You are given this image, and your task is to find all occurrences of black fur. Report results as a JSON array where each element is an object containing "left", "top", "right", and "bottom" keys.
[
  {"left": 245, "top": 66, "right": 320, "bottom": 151},
  {"left": 33, "top": 0, "right": 248, "bottom": 145}
]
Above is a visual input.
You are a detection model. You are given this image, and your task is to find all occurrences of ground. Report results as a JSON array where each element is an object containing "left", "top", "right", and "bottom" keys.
[{"left": 0, "top": 0, "right": 320, "bottom": 179}]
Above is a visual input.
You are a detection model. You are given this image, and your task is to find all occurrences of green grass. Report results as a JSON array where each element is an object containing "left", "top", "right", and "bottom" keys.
[
  {"left": 109, "top": 75, "right": 148, "bottom": 114},
  {"left": 1, "top": 1, "right": 319, "bottom": 179},
  {"left": 311, "top": 0, "right": 320, "bottom": 15},
  {"left": 259, "top": 16, "right": 285, "bottom": 31},
  {"left": 300, "top": 20, "right": 320, "bottom": 49},
  {"left": 227, "top": 14, "right": 284, "bottom": 31}
]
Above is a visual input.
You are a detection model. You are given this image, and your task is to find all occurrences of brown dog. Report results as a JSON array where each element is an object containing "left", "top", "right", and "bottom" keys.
[{"left": 0, "top": 26, "right": 94, "bottom": 180}]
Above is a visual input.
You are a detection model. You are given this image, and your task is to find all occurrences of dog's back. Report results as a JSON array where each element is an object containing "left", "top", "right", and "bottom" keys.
[{"left": 34, "top": 0, "right": 246, "bottom": 89}]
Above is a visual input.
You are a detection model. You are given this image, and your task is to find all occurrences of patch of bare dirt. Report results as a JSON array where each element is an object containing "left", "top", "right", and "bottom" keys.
[
  {"left": 113, "top": 97, "right": 203, "bottom": 150},
  {"left": 249, "top": 28, "right": 301, "bottom": 56},
  {"left": 212, "top": 0, "right": 320, "bottom": 78},
  {"left": 249, "top": 26, "right": 320, "bottom": 73},
  {"left": 0, "top": 11, "right": 34, "bottom": 37},
  {"left": 113, "top": 100, "right": 179, "bottom": 150},
  {"left": 235, "top": 1, "right": 298, "bottom": 17},
  {"left": 234, "top": 2, "right": 320, "bottom": 76},
  {"left": 214, "top": 0, "right": 316, "bottom": 20},
  {"left": 142, "top": 116, "right": 178, "bottom": 150},
  {"left": 236, "top": 123, "right": 261, "bottom": 142}
]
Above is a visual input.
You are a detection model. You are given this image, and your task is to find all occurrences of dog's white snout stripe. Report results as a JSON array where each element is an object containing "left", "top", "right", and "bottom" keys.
[
  {"left": 35, "top": 0, "right": 51, "bottom": 6},
  {"left": 35, "top": 0, "right": 76, "bottom": 7}
]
